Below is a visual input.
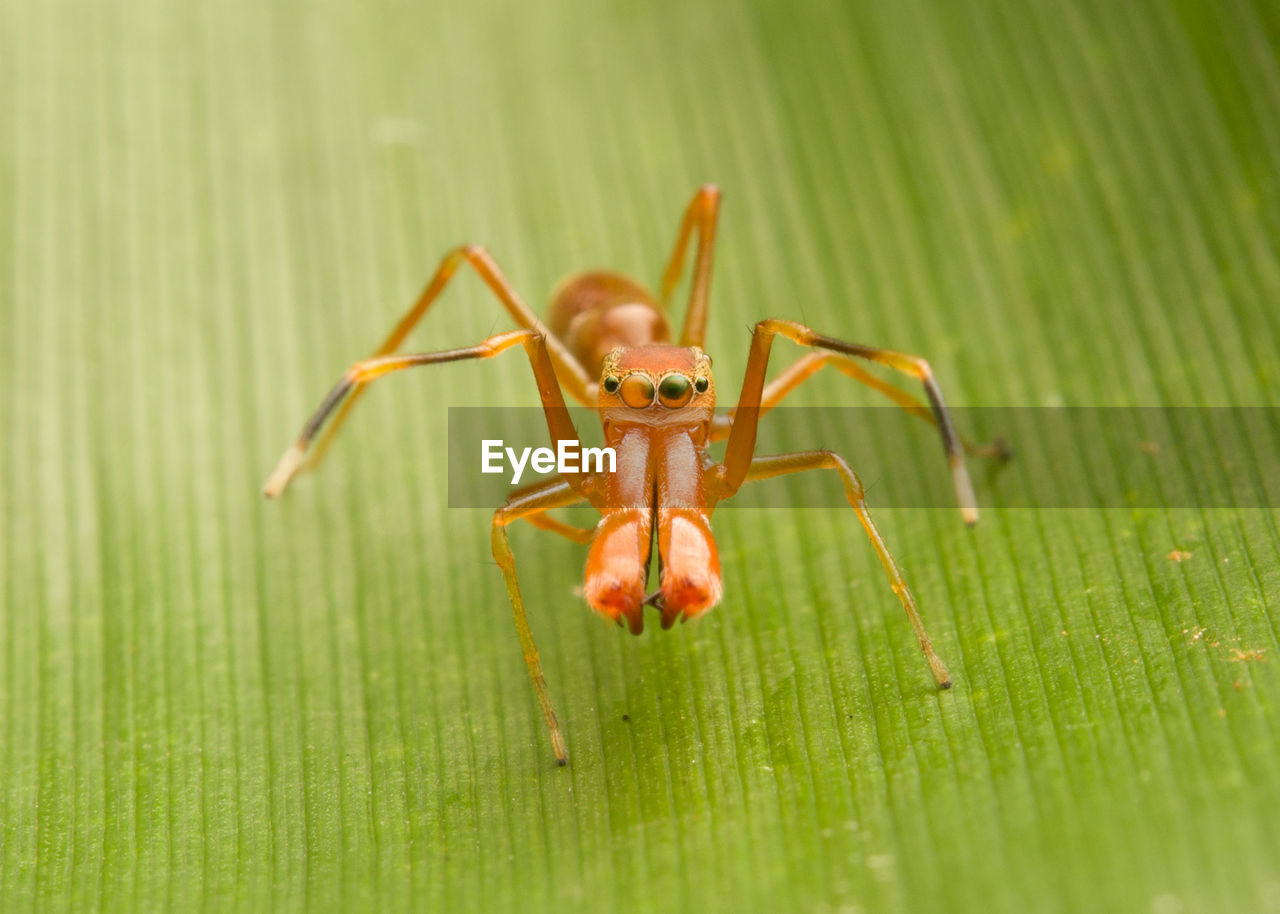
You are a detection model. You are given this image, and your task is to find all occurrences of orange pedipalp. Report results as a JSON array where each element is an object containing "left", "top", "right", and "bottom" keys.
[{"left": 583, "top": 508, "right": 652, "bottom": 634}]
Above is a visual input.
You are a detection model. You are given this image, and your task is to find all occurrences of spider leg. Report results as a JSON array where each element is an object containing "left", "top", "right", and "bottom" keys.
[
  {"left": 710, "top": 350, "right": 1009, "bottom": 460},
  {"left": 522, "top": 513, "right": 595, "bottom": 545},
  {"left": 263, "top": 329, "right": 592, "bottom": 502},
  {"left": 659, "top": 185, "right": 722, "bottom": 348},
  {"left": 507, "top": 476, "right": 595, "bottom": 544},
  {"left": 493, "top": 475, "right": 598, "bottom": 765},
  {"left": 730, "top": 449, "right": 951, "bottom": 689},
  {"left": 296, "top": 245, "right": 597, "bottom": 479},
  {"left": 715, "top": 319, "right": 982, "bottom": 525}
]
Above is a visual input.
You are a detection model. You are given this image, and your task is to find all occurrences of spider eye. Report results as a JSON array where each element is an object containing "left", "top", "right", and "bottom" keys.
[
  {"left": 694, "top": 376, "right": 709, "bottom": 394},
  {"left": 602, "top": 375, "right": 621, "bottom": 394},
  {"left": 619, "top": 373, "right": 656, "bottom": 408},
  {"left": 657, "top": 373, "right": 693, "bottom": 408}
]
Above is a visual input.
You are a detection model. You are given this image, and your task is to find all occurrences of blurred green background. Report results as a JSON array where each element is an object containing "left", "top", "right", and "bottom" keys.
[{"left": 3, "top": 0, "right": 1280, "bottom": 911}]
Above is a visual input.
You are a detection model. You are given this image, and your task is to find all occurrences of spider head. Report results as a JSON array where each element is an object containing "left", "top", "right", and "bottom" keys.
[{"left": 597, "top": 345, "right": 715, "bottom": 417}]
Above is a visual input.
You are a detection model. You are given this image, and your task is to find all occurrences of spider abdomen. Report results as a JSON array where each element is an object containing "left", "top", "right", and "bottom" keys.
[{"left": 547, "top": 270, "right": 672, "bottom": 373}]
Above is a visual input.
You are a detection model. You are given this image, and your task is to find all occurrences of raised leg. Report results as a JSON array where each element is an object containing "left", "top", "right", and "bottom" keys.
[
  {"left": 263, "top": 329, "right": 593, "bottom": 502},
  {"left": 659, "top": 185, "right": 722, "bottom": 347},
  {"left": 299, "top": 245, "right": 597, "bottom": 479},
  {"left": 492, "top": 476, "right": 599, "bottom": 765},
  {"left": 716, "top": 319, "right": 981, "bottom": 525},
  {"left": 710, "top": 350, "right": 1009, "bottom": 460},
  {"left": 736, "top": 450, "right": 952, "bottom": 689}
]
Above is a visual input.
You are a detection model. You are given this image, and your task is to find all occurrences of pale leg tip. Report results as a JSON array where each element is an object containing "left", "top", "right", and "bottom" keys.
[
  {"left": 263, "top": 444, "right": 306, "bottom": 498},
  {"left": 550, "top": 730, "right": 569, "bottom": 766},
  {"left": 928, "top": 655, "right": 952, "bottom": 689},
  {"left": 953, "top": 465, "right": 979, "bottom": 527}
]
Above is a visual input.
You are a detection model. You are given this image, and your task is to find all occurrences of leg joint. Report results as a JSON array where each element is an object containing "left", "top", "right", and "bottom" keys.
[
  {"left": 492, "top": 506, "right": 515, "bottom": 529},
  {"left": 818, "top": 449, "right": 864, "bottom": 497}
]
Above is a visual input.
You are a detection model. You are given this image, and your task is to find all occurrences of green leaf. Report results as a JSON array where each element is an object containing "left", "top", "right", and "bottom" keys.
[{"left": 4, "top": 0, "right": 1279, "bottom": 911}]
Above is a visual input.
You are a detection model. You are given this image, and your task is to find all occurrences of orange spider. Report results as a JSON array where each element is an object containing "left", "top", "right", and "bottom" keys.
[{"left": 264, "top": 185, "right": 1000, "bottom": 764}]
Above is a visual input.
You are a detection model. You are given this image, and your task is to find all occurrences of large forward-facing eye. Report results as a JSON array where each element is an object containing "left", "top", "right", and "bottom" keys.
[
  {"left": 657, "top": 373, "right": 693, "bottom": 408},
  {"left": 619, "top": 373, "right": 656, "bottom": 408}
]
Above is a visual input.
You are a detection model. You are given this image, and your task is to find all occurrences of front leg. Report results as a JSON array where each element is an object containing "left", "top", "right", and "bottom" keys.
[
  {"left": 286, "top": 245, "right": 598, "bottom": 482},
  {"left": 263, "top": 329, "right": 593, "bottom": 504},
  {"left": 492, "top": 476, "right": 596, "bottom": 765},
  {"left": 715, "top": 319, "right": 980, "bottom": 525},
  {"left": 709, "top": 350, "right": 1010, "bottom": 464}
]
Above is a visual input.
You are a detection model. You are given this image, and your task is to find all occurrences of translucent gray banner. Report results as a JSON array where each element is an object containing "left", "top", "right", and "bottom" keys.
[{"left": 446, "top": 407, "right": 1280, "bottom": 510}]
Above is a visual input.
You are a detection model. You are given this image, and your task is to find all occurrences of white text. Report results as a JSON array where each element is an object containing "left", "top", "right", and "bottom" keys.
[{"left": 481, "top": 439, "right": 616, "bottom": 485}]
